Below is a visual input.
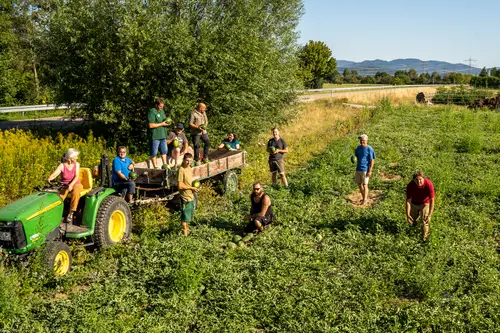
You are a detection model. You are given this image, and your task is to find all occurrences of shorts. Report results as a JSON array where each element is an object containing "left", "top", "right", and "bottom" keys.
[
  {"left": 150, "top": 139, "right": 168, "bottom": 157},
  {"left": 181, "top": 200, "right": 195, "bottom": 223},
  {"left": 269, "top": 159, "right": 285, "bottom": 174},
  {"left": 244, "top": 215, "right": 275, "bottom": 233},
  {"left": 355, "top": 171, "right": 369, "bottom": 185}
]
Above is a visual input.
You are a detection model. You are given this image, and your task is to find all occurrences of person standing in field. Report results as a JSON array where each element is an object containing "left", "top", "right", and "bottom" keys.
[
  {"left": 188, "top": 101, "right": 210, "bottom": 165},
  {"left": 267, "top": 127, "right": 288, "bottom": 187},
  {"left": 177, "top": 153, "right": 200, "bottom": 236},
  {"left": 406, "top": 170, "right": 435, "bottom": 241},
  {"left": 244, "top": 182, "right": 275, "bottom": 234},
  {"left": 148, "top": 97, "right": 171, "bottom": 169},
  {"left": 354, "top": 134, "right": 375, "bottom": 205}
]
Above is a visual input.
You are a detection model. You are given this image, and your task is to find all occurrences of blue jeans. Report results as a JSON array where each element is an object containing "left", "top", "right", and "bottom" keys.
[
  {"left": 150, "top": 139, "right": 168, "bottom": 157},
  {"left": 114, "top": 181, "right": 136, "bottom": 196}
]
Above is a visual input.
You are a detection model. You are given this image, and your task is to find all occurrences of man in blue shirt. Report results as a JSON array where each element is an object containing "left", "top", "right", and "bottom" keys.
[
  {"left": 354, "top": 134, "right": 375, "bottom": 206},
  {"left": 112, "top": 146, "right": 136, "bottom": 203}
]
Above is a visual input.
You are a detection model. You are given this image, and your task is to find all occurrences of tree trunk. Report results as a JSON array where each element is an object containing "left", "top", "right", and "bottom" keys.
[{"left": 32, "top": 54, "right": 39, "bottom": 98}]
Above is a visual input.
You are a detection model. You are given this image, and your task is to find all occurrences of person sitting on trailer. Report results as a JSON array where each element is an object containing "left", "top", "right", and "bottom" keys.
[
  {"left": 167, "top": 122, "right": 190, "bottom": 169},
  {"left": 112, "top": 146, "right": 136, "bottom": 204},
  {"left": 47, "top": 148, "right": 84, "bottom": 223},
  {"left": 218, "top": 132, "right": 240, "bottom": 151},
  {"left": 244, "top": 182, "right": 275, "bottom": 234}
]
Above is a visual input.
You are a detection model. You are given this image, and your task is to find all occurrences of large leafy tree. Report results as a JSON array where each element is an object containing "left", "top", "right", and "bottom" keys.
[
  {"left": 479, "top": 67, "right": 488, "bottom": 77},
  {"left": 41, "top": 0, "right": 303, "bottom": 144},
  {"left": 297, "top": 40, "right": 336, "bottom": 89}
]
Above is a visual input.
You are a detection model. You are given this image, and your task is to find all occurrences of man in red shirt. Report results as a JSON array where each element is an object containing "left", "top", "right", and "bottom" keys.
[{"left": 406, "top": 170, "right": 435, "bottom": 240}]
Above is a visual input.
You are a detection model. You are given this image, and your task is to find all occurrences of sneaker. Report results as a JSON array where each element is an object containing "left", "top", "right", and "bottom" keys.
[{"left": 65, "top": 211, "right": 74, "bottom": 224}]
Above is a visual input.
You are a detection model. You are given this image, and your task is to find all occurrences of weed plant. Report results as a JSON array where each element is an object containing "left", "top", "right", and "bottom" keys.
[{"left": 0, "top": 103, "right": 500, "bottom": 331}]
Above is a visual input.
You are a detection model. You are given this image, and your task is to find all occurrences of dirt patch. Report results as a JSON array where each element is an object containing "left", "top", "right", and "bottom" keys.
[
  {"left": 346, "top": 190, "right": 383, "bottom": 207},
  {"left": 389, "top": 162, "right": 399, "bottom": 168},
  {"left": 379, "top": 172, "right": 401, "bottom": 181}
]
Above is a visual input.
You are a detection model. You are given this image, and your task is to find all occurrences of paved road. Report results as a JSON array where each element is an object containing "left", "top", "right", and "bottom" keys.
[{"left": 0, "top": 116, "right": 85, "bottom": 131}]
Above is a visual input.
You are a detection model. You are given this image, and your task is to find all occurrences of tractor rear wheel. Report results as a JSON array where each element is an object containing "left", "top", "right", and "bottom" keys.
[
  {"left": 44, "top": 241, "right": 72, "bottom": 276},
  {"left": 222, "top": 170, "right": 239, "bottom": 193},
  {"left": 94, "top": 195, "right": 132, "bottom": 248}
]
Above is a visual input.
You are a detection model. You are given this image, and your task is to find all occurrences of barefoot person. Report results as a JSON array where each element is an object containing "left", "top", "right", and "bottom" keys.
[
  {"left": 177, "top": 153, "right": 200, "bottom": 236},
  {"left": 406, "top": 170, "right": 435, "bottom": 241},
  {"left": 47, "top": 148, "right": 83, "bottom": 223},
  {"left": 244, "top": 182, "right": 275, "bottom": 233},
  {"left": 267, "top": 127, "right": 288, "bottom": 187},
  {"left": 354, "top": 134, "right": 375, "bottom": 205},
  {"left": 167, "top": 123, "right": 189, "bottom": 168},
  {"left": 148, "top": 97, "right": 171, "bottom": 169}
]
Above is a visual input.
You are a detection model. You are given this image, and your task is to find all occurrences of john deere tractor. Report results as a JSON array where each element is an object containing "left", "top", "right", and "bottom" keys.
[{"left": 0, "top": 154, "right": 132, "bottom": 276}]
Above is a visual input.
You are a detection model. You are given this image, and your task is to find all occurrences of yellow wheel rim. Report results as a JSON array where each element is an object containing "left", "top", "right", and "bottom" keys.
[
  {"left": 108, "top": 210, "right": 126, "bottom": 243},
  {"left": 54, "top": 250, "right": 70, "bottom": 276}
]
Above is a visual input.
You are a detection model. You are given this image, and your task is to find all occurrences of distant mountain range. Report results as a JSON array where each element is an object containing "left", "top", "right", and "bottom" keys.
[{"left": 337, "top": 58, "right": 483, "bottom": 76}]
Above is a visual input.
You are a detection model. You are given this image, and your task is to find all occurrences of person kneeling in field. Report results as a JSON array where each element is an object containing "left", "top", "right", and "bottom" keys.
[
  {"left": 244, "top": 182, "right": 275, "bottom": 234},
  {"left": 167, "top": 123, "right": 190, "bottom": 169},
  {"left": 47, "top": 148, "right": 83, "bottom": 223},
  {"left": 406, "top": 170, "right": 435, "bottom": 241},
  {"left": 112, "top": 146, "right": 136, "bottom": 204},
  {"left": 218, "top": 132, "right": 240, "bottom": 151},
  {"left": 177, "top": 153, "right": 200, "bottom": 236}
]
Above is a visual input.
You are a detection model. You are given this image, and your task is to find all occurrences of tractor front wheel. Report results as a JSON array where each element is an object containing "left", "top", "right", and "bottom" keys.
[
  {"left": 94, "top": 195, "right": 132, "bottom": 248},
  {"left": 44, "top": 241, "right": 72, "bottom": 276}
]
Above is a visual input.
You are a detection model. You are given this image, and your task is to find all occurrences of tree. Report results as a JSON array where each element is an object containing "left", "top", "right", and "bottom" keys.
[
  {"left": 42, "top": 0, "right": 303, "bottom": 144},
  {"left": 374, "top": 71, "right": 393, "bottom": 84},
  {"left": 408, "top": 68, "right": 418, "bottom": 83},
  {"left": 490, "top": 67, "right": 500, "bottom": 78},
  {"left": 394, "top": 70, "right": 411, "bottom": 85},
  {"left": 479, "top": 67, "right": 488, "bottom": 77},
  {"left": 430, "top": 72, "right": 441, "bottom": 84},
  {"left": 298, "top": 40, "right": 336, "bottom": 89},
  {"left": 361, "top": 76, "right": 376, "bottom": 84}
]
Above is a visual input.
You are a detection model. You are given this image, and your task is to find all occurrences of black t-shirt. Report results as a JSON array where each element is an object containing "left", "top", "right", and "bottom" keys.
[{"left": 267, "top": 138, "right": 287, "bottom": 161}]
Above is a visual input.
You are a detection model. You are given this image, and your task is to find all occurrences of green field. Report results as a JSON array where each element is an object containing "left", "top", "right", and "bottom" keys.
[{"left": 1, "top": 103, "right": 500, "bottom": 331}]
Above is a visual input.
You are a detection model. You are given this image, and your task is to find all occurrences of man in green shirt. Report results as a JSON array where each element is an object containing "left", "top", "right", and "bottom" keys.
[
  {"left": 148, "top": 98, "right": 171, "bottom": 169},
  {"left": 177, "top": 153, "right": 200, "bottom": 236}
]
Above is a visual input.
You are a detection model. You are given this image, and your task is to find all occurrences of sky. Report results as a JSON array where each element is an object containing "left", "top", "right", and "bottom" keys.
[{"left": 297, "top": 0, "right": 499, "bottom": 68}]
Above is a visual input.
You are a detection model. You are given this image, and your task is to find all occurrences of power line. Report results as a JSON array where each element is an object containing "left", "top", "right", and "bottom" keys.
[{"left": 464, "top": 57, "right": 477, "bottom": 75}]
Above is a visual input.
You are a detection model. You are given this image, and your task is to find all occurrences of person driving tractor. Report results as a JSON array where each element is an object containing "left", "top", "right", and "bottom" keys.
[{"left": 47, "top": 148, "right": 84, "bottom": 224}]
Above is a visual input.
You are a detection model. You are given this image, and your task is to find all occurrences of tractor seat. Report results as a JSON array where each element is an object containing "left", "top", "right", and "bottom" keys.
[{"left": 67, "top": 168, "right": 93, "bottom": 197}]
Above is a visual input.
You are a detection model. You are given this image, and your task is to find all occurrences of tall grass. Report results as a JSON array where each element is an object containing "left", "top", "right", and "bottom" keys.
[{"left": 0, "top": 130, "right": 109, "bottom": 206}]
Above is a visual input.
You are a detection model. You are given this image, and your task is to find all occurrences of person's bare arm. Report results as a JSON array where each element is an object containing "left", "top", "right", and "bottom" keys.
[
  {"left": 178, "top": 181, "right": 199, "bottom": 192},
  {"left": 367, "top": 159, "right": 375, "bottom": 177},
  {"left": 47, "top": 163, "right": 64, "bottom": 182},
  {"left": 149, "top": 122, "right": 166, "bottom": 129}
]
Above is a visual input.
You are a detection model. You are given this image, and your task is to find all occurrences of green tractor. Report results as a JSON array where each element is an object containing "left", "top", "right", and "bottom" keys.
[{"left": 0, "top": 154, "right": 132, "bottom": 276}]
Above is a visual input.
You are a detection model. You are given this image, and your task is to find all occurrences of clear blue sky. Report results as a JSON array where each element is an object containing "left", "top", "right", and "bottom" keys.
[{"left": 298, "top": 0, "right": 499, "bottom": 68}]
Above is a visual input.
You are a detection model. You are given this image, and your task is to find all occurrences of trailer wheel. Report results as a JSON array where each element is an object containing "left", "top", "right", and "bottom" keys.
[
  {"left": 223, "top": 170, "right": 239, "bottom": 193},
  {"left": 44, "top": 241, "right": 72, "bottom": 276},
  {"left": 94, "top": 195, "right": 132, "bottom": 248}
]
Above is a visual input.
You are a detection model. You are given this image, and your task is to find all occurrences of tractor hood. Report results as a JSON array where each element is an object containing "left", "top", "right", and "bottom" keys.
[{"left": 0, "top": 191, "right": 62, "bottom": 222}]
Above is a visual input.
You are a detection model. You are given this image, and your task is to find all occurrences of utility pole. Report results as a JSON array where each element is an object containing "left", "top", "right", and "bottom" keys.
[
  {"left": 464, "top": 57, "right": 477, "bottom": 75},
  {"left": 422, "top": 61, "right": 427, "bottom": 74}
]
